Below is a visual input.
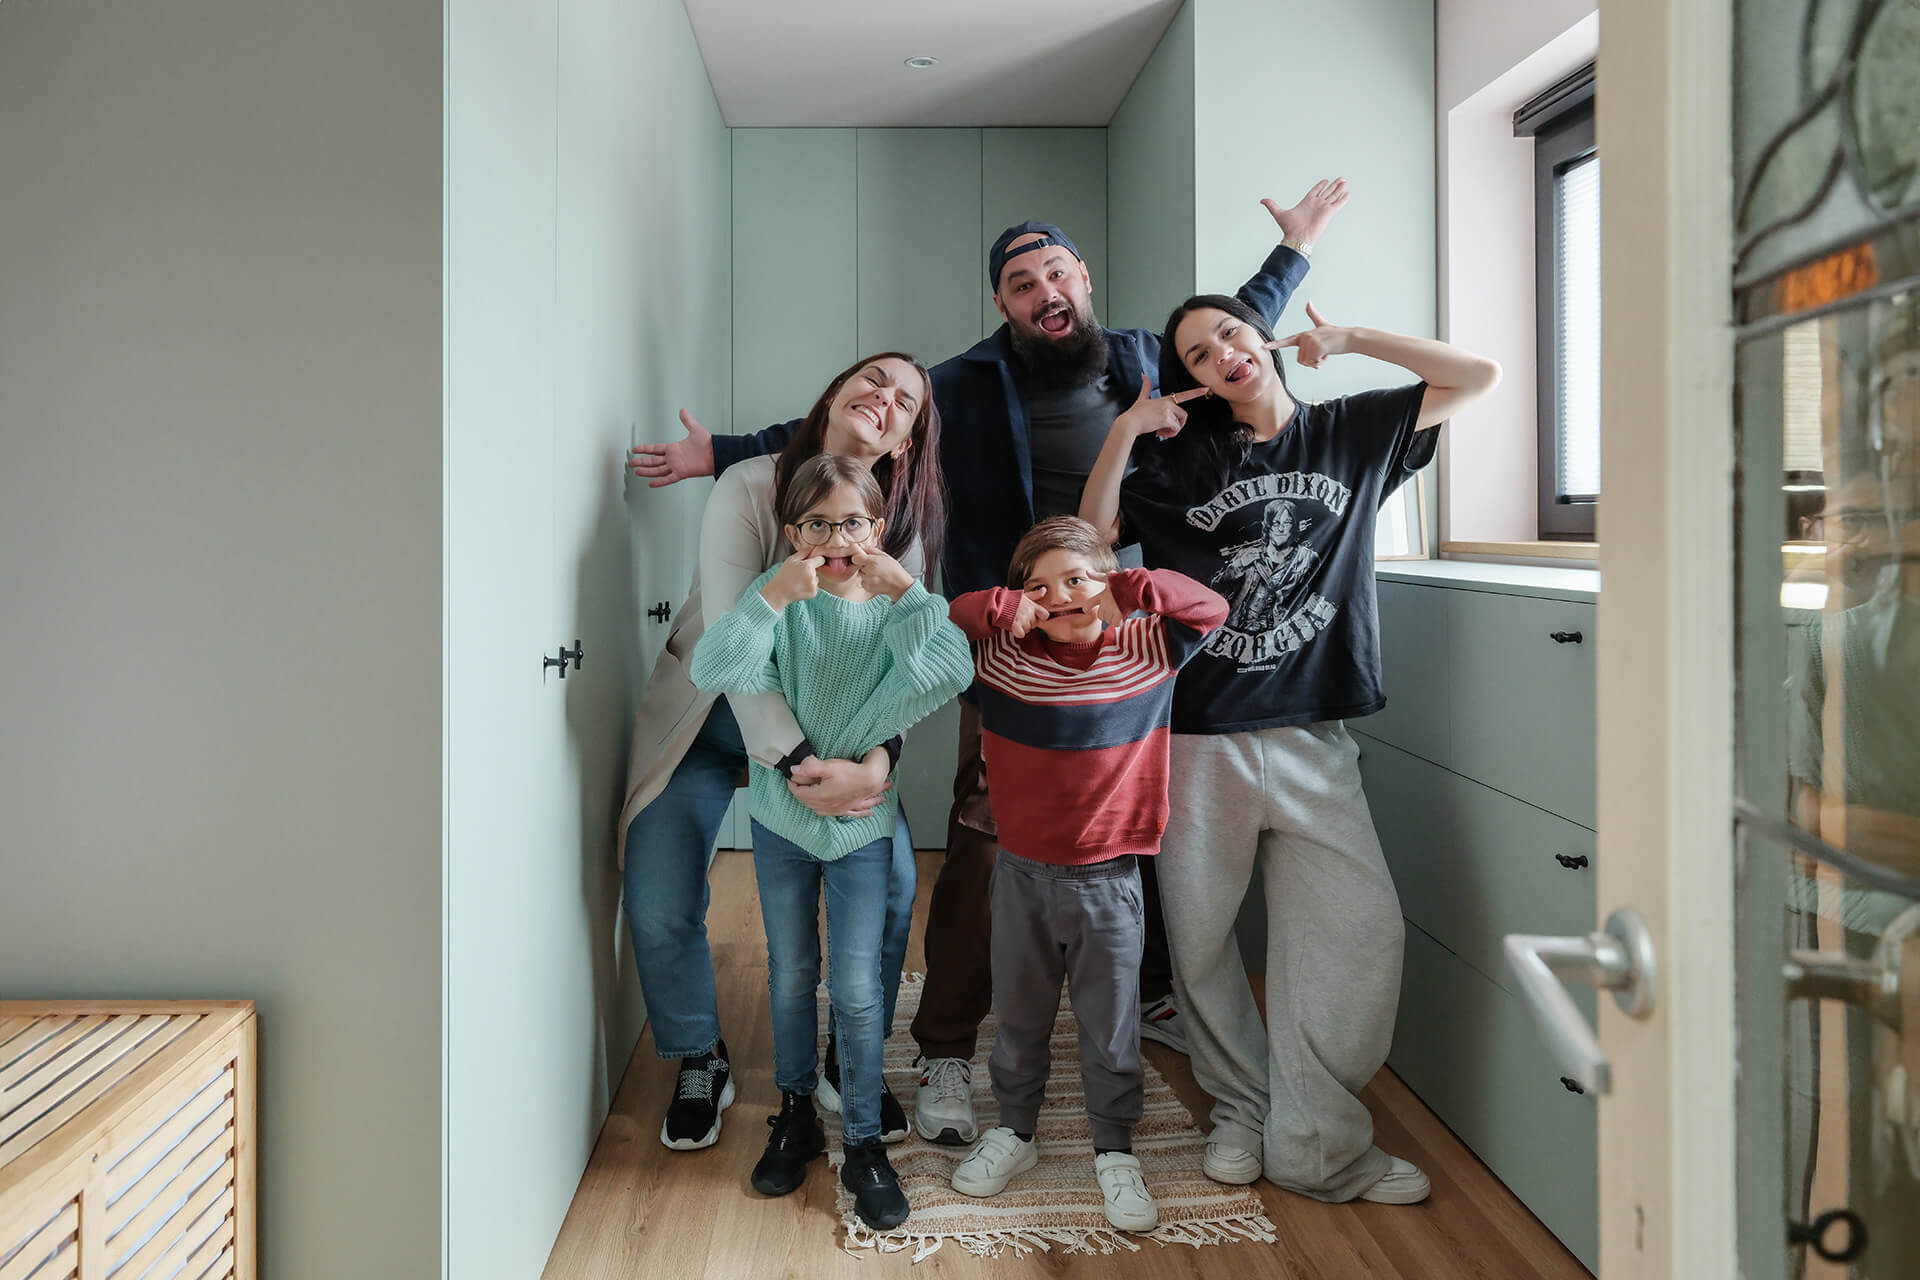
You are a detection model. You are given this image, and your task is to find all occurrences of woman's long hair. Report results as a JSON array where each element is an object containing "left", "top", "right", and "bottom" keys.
[
  {"left": 773, "top": 351, "right": 947, "bottom": 570},
  {"left": 1133, "top": 294, "right": 1292, "bottom": 506}
]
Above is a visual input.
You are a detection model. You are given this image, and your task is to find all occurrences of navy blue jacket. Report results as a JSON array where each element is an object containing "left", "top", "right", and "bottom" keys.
[{"left": 712, "top": 244, "right": 1310, "bottom": 599}]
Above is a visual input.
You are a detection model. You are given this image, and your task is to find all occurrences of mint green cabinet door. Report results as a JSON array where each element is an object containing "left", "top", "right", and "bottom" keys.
[
  {"left": 1359, "top": 580, "right": 1451, "bottom": 763},
  {"left": 731, "top": 129, "right": 858, "bottom": 430},
  {"left": 1392, "top": 922, "right": 1598, "bottom": 1269},
  {"left": 1357, "top": 732, "right": 1597, "bottom": 994},
  {"left": 854, "top": 130, "right": 983, "bottom": 366},
  {"left": 981, "top": 129, "right": 1108, "bottom": 335},
  {"left": 1445, "top": 591, "right": 1598, "bottom": 827}
]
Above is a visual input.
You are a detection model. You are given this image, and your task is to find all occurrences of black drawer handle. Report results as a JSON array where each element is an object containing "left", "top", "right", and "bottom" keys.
[
  {"left": 1549, "top": 630, "right": 1584, "bottom": 644},
  {"left": 1559, "top": 1076, "right": 1585, "bottom": 1095},
  {"left": 1789, "top": 1208, "right": 1867, "bottom": 1263},
  {"left": 1555, "top": 853, "right": 1591, "bottom": 870}
]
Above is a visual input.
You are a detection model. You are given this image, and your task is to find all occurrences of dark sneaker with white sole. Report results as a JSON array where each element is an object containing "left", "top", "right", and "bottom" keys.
[
  {"left": 659, "top": 1039, "right": 734, "bottom": 1151},
  {"left": 814, "top": 1032, "right": 908, "bottom": 1144},
  {"left": 841, "top": 1138, "right": 911, "bottom": 1230},
  {"left": 749, "top": 1092, "right": 827, "bottom": 1197}
]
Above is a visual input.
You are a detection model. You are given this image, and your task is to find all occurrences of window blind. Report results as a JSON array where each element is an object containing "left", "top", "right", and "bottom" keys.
[{"left": 1555, "top": 152, "right": 1602, "bottom": 500}]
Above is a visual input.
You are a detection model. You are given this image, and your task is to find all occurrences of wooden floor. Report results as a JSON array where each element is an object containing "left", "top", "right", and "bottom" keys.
[{"left": 542, "top": 851, "right": 1592, "bottom": 1280}]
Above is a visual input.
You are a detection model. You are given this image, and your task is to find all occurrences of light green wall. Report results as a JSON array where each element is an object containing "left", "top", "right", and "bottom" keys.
[
  {"left": 729, "top": 125, "right": 1110, "bottom": 431},
  {"left": 1106, "top": 4, "right": 1197, "bottom": 332},
  {"left": 982, "top": 129, "right": 1111, "bottom": 332},
  {"left": 1191, "top": 0, "right": 1436, "bottom": 391},
  {"left": 445, "top": 0, "right": 732, "bottom": 1276},
  {"left": 0, "top": 2, "right": 444, "bottom": 1276}
]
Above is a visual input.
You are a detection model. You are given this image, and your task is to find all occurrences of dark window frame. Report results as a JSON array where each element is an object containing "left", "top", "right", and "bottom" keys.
[{"left": 1522, "top": 66, "right": 1599, "bottom": 541}]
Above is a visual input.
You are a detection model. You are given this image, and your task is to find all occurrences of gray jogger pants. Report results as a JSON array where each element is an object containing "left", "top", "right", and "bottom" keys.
[
  {"left": 987, "top": 849, "right": 1145, "bottom": 1152},
  {"left": 1158, "top": 722, "right": 1402, "bottom": 1201}
]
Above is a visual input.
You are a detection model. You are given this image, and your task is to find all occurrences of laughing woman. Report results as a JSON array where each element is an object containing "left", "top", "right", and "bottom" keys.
[
  {"left": 617, "top": 352, "right": 946, "bottom": 1154},
  {"left": 1080, "top": 297, "right": 1499, "bottom": 1206}
]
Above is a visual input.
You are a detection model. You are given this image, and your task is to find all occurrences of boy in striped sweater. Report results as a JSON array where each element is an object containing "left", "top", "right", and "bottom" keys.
[{"left": 944, "top": 515, "right": 1228, "bottom": 1233}]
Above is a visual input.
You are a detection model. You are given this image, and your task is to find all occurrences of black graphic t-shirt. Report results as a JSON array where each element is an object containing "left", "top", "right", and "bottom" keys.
[{"left": 1120, "top": 383, "right": 1434, "bottom": 733}]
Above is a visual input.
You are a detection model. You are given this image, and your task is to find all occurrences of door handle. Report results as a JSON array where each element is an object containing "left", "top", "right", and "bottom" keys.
[
  {"left": 1784, "top": 951, "right": 1901, "bottom": 1029},
  {"left": 1503, "top": 907, "right": 1658, "bottom": 1095}
]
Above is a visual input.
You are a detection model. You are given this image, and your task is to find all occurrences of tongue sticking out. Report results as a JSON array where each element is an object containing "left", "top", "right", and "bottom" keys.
[{"left": 824, "top": 556, "right": 854, "bottom": 575}]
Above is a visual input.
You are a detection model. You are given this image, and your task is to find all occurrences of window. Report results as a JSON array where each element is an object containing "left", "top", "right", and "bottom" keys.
[{"left": 1520, "top": 65, "right": 1599, "bottom": 540}]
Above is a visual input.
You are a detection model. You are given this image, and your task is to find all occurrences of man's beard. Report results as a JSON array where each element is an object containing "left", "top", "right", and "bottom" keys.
[{"left": 1009, "top": 301, "right": 1109, "bottom": 386}]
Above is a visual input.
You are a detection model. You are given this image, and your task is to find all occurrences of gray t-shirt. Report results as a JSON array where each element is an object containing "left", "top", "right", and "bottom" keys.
[{"left": 1021, "top": 372, "right": 1132, "bottom": 519}]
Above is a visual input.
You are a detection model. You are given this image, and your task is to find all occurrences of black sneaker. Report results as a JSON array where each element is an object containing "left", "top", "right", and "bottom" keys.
[
  {"left": 841, "top": 1139, "right": 910, "bottom": 1230},
  {"left": 816, "top": 1032, "right": 909, "bottom": 1144},
  {"left": 659, "top": 1039, "right": 734, "bottom": 1151},
  {"left": 750, "top": 1092, "right": 826, "bottom": 1197}
]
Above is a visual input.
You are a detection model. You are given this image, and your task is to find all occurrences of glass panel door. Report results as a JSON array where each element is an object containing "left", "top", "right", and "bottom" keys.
[{"left": 1733, "top": 3, "right": 1920, "bottom": 1275}]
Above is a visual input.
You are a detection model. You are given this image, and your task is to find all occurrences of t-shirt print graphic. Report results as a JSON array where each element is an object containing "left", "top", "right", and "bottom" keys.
[{"left": 1185, "top": 471, "right": 1351, "bottom": 669}]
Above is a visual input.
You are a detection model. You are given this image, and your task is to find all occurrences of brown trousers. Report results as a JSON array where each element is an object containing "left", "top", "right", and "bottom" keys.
[{"left": 910, "top": 700, "right": 1175, "bottom": 1060}]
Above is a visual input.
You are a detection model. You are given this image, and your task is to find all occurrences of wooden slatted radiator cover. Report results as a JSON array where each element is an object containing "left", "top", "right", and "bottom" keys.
[{"left": 0, "top": 1002, "right": 256, "bottom": 1280}]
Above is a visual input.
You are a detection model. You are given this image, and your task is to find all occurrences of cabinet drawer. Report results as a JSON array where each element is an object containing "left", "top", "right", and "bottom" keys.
[
  {"left": 1365, "top": 581, "right": 1451, "bottom": 763},
  {"left": 1391, "top": 923, "right": 1597, "bottom": 1270},
  {"left": 1358, "top": 732, "right": 1596, "bottom": 996},
  {"left": 1444, "top": 590, "right": 1597, "bottom": 827}
]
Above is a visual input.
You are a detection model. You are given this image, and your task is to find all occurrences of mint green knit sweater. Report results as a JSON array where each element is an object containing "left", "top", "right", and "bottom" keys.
[{"left": 688, "top": 569, "right": 975, "bottom": 860}]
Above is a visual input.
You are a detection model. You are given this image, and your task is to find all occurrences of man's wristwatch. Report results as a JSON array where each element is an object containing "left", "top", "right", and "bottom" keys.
[{"left": 1281, "top": 236, "right": 1314, "bottom": 257}]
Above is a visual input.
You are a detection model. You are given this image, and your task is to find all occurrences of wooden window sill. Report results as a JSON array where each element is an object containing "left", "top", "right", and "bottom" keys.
[{"left": 1440, "top": 540, "right": 1599, "bottom": 563}]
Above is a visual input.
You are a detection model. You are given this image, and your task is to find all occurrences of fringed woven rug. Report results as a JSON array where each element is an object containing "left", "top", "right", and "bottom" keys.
[{"left": 817, "top": 974, "right": 1277, "bottom": 1262}]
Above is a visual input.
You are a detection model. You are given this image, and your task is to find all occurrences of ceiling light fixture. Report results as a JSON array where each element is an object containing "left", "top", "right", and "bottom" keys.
[{"left": 904, "top": 56, "right": 939, "bottom": 69}]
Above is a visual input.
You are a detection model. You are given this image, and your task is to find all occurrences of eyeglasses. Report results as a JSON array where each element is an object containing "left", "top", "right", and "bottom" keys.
[{"left": 794, "top": 517, "right": 875, "bottom": 546}]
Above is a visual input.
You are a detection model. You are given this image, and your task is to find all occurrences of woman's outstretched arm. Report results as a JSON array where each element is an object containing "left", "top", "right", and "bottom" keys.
[{"left": 1272, "top": 304, "right": 1502, "bottom": 428}]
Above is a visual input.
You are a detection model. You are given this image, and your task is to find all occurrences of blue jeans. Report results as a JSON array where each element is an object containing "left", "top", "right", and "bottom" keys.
[
  {"left": 752, "top": 820, "right": 894, "bottom": 1144},
  {"left": 620, "top": 699, "right": 915, "bottom": 1058}
]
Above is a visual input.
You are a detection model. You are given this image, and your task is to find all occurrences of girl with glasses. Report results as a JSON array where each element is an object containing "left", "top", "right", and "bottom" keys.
[{"left": 692, "top": 454, "right": 974, "bottom": 1229}]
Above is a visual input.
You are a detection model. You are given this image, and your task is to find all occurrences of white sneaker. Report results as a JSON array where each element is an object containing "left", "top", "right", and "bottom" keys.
[
  {"left": 1139, "top": 995, "right": 1191, "bottom": 1055},
  {"left": 1093, "top": 1152, "right": 1159, "bottom": 1232},
  {"left": 912, "top": 1056, "right": 979, "bottom": 1145},
  {"left": 951, "top": 1126, "right": 1038, "bottom": 1196},
  {"left": 1357, "top": 1155, "right": 1431, "bottom": 1204},
  {"left": 1202, "top": 1141, "right": 1262, "bottom": 1185}
]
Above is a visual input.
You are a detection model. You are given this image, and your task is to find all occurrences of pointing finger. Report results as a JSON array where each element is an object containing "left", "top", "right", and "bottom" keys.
[
  {"left": 1265, "top": 334, "right": 1304, "bottom": 350},
  {"left": 1165, "top": 386, "right": 1212, "bottom": 404}
]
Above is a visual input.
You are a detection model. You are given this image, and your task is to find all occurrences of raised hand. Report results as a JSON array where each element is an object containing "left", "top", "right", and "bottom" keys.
[
  {"left": 1009, "top": 592, "right": 1051, "bottom": 638},
  {"left": 849, "top": 544, "right": 914, "bottom": 601},
  {"left": 1267, "top": 302, "right": 1353, "bottom": 370},
  {"left": 1112, "top": 373, "right": 1208, "bottom": 441},
  {"left": 1260, "top": 178, "right": 1351, "bottom": 250},
  {"left": 761, "top": 550, "right": 824, "bottom": 609},
  {"left": 629, "top": 409, "right": 716, "bottom": 488}
]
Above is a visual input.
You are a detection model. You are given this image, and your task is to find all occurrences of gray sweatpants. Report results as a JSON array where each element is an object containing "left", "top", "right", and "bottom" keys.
[
  {"left": 987, "top": 849, "right": 1145, "bottom": 1152},
  {"left": 1157, "top": 723, "right": 1402, "bottom": 1201}
]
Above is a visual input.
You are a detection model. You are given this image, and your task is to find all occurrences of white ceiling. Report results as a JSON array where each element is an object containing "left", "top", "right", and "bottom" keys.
[{"left": 680, "top": 0, "right": 1184, "bottom": 127}]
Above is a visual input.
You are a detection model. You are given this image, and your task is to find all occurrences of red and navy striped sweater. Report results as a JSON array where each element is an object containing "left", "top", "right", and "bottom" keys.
[{"left": 949, "top": 569, "right": 1229, "bottom": 865}]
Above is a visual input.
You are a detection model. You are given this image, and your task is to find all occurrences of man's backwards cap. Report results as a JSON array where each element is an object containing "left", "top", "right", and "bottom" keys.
[{"left": 988, "top": 221, "right": 1081, "bottom": 290}]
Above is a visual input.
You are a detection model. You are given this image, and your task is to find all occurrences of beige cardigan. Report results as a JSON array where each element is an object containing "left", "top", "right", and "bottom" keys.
[{"left": 615, "top": 455, "right": 925, "bottom": 863}]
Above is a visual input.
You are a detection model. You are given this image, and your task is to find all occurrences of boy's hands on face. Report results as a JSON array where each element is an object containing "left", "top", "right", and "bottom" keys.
[
  {"left": 1087, "top": 575, "right": 1126, "bottom": 627},
  {"left": 849, "top": 544, "right": 914, "bottom": 601},
  {"left": 762, "top": 550, "right": 824, "bottom": 609},
  {"left": 1009, "top": 592, "right": 1051, "bottom": 638}
]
